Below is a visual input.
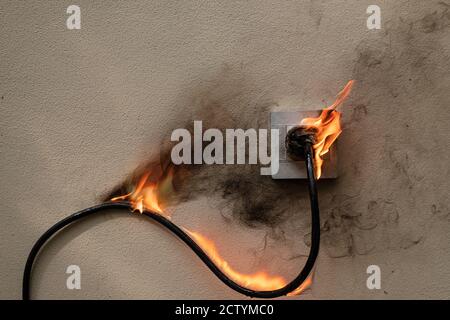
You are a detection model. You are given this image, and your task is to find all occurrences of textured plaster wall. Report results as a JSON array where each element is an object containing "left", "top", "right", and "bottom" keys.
[{"left": 1, "top": 1, "right": 449, "bottom": 299}]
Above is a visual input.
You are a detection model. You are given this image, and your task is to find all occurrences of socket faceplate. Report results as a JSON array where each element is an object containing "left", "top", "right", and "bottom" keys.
[{"left": 270, "top": 111, "right": 338, "bottom": 179}]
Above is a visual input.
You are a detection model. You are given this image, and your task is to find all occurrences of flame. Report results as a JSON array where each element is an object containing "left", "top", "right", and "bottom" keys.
[
  {"left": 300, "top": 80, "right": 354, "bottom": 179},
  {"left": 109, "top": 139, "right": 320, "bottom": 295},
  {"left": 111, "top": 166, "right": 311, "bottom": 295},
  {"left": 185, "top": 229, "right": 288, "bottom": 291},
  {"left": 111, "top": 169, "right": 174, "bottom": 215},
  {"left": 287, "top": 274, "right": 313, "bottom": 296}
]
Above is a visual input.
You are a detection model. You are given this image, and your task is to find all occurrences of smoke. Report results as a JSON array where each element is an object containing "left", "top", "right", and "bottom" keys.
[
  {"left": 103, "top": 69, "right": 312, "bottom": 233},
  {"left": 103, "top": 2, "right": 450, "bottom": 258}
]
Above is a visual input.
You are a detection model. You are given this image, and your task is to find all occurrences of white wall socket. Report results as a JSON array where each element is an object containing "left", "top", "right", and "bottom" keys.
[{"left": 270, "top": 111, "right": 338, "bottom": 179}]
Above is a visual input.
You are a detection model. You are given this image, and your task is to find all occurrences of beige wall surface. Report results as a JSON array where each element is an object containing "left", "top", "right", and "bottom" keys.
[{"left": 1, "top": 1, "right": 449, "bottom": 299}]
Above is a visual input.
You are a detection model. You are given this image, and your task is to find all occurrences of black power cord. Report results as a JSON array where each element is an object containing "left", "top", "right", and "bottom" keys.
[{"left": 22, "top": 140, "right": 320, "bottom": 300}]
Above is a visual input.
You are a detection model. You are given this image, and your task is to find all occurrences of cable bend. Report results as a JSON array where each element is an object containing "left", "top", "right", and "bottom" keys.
[{"left": 22, "top": 144, "right": 320, "bottom": 300}]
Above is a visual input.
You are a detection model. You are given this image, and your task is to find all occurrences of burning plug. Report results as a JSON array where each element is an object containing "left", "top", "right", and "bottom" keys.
[
  {"left": 270, "top": 110, "right": 339, "bottom": 179},
  {"left": 271, "top": 79, "right": 354, "bottom": 180},
  {"left": 285, "top": 126, "right": 318, "bottom": 161}
]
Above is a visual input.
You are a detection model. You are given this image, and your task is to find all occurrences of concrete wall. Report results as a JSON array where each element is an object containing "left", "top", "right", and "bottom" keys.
[{"left": 1, "top": 1, "right": 449, "bottom": 299}]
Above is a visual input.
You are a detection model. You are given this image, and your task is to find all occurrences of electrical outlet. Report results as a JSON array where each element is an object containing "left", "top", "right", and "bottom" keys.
[{"left": 270, "top": 111, "right": 338, "bottom": 179}]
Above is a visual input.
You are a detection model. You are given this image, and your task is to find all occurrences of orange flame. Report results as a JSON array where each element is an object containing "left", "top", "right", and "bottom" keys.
[
  {"left": 109, "top": 115, "right": 327, "bottom": 296},
  {"left": 185, "top": 229, "right": 288, "bottom": 291},
  {"left": 287, "top": 274, "right": 313, "bottom": 296},
  {"left": 111, "top": 169, "right": 174, "bottom": 215},
  {"left": 111, "top": 167, "right": 311, "bottom": 295},
  {"left": 300, "top": 80, "right": 354, "bottom": 179}
]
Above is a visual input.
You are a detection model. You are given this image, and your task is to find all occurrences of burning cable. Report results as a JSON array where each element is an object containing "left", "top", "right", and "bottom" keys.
[
  {"left": 22, "top": 142, "right": 318, "bottom": 299},
  {"left": 22, "top": 81, "right": 354, "bottom": 299}
]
